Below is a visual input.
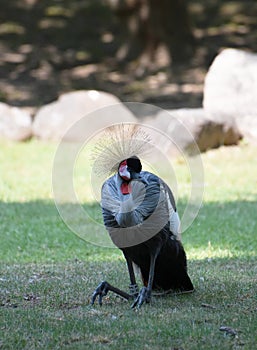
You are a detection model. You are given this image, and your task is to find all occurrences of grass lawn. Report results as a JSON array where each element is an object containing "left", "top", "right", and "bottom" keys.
[{"left": 0, "top": 140, "right": 257, "bottom": 349}]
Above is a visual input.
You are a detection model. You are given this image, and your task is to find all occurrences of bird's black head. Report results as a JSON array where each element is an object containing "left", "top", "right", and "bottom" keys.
[
  {"left": 118, "top": 156, "right": 142, "bottom": 181},
  {"left": 126, "top": 156, "right": 142, "bottom": 173}
]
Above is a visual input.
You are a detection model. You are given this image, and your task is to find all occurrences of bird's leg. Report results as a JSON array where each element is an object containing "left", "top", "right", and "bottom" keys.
[
  {"left": 91, "top": 281, "right": 132, "bottom": 306},
  {"left": 131, "top": 252, "right": 158, "bottom": 309},
  {"left": 124, "top": 255, "right": 139, "bottom": 298}
]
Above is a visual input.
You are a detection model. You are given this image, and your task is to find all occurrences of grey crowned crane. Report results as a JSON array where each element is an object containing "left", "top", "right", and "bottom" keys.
[{"left": 91, "top": 127, "right": 194, "bottom": 308}]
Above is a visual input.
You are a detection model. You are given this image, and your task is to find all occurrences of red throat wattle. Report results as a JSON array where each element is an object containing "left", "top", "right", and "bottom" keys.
[{"left": 120, "top": 182, "right": 131, "bottom": 195}]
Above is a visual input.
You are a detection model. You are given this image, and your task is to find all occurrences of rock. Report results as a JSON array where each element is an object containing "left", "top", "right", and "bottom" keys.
[
  {"left": 144, "top": 108, "right": 241, "bottom": 155},
  {"left": 203, "top": 48, "right": 257, "bottom": 143},
  {"left": 235, "top": 115, "right": 257, "bottom": 142},
  {"left": 33, "top": 90, "right": 137, "bottom": 141},
  {"left": 0, "top": 102, "right": 32, "bottom": 141}
]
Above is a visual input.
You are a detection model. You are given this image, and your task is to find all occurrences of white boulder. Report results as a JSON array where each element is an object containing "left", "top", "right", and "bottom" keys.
[
  {"left": 203, "top": 48, "right": 257, "bottom": 143},
  {"left": 0, "top": 102, "right": 32, "bottom": 141},
  {"left": 33, "top": 90, "right": 137, "bottom": 141}
]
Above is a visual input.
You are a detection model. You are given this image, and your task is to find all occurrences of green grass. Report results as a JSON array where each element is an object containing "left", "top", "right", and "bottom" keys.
[{"left": 0, "top": 140, "right": 257, "bottom": 349}]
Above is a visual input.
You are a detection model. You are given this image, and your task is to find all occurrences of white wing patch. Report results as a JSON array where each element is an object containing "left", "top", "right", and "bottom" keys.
[{"left": 163, "top": 184, "right": 181, "bottom": 241}]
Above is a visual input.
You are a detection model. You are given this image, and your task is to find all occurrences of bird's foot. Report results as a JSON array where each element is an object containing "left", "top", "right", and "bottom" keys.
[
  {"left": 91, "top": 281, "right": 132, "bottom": 305},
  {"left": 91, "top": 281, "right": 110, "bottom": 306},
  {"left": 131, "top": 287, "right": 151, "bottom": 309}
]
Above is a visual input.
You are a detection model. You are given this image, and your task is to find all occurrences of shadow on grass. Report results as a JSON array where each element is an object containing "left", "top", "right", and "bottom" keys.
[
  {"left": 0, "top": 232, "right": 256, "bottom": 349},
  {"left": 0, "top": 197, "right": 256, "bottom": 263},
  {"left": 0, "top": 254, "right": 256, "bottom": 326},
  {"left": 0, "top": 0, "right": 117, "bottom": 105},
  {"left": 0, "top": 199, "right": 115, "bottom": 264},
  {"left": 1, "top": 0, "right": 257, "bottom": 107}
]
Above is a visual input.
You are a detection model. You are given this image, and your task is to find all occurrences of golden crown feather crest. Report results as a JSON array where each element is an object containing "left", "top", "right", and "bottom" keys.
[{"left": 91, "top": 123, "right": 153, "bottom": 177}]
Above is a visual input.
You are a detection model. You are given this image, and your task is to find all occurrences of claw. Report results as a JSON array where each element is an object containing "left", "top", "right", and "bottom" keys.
[
  {"left": 91, "top": 281, "right": 109, "bottom": 306},
  {"left": 131, "top": 287, "right": 151, "bottom": 309}
]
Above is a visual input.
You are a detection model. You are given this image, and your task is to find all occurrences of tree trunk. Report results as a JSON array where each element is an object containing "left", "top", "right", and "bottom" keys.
[{"left": 108, "top": 0, "right": 194, "bottom": 70}]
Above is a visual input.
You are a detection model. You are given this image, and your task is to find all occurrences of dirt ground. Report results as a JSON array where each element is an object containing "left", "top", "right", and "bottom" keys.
[{"left": 0, "top": 0, "right": 257, "bottom": 112}]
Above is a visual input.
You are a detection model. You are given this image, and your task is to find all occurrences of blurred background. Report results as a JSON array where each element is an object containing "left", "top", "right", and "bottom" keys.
[
  {"left": 1, "top": 0, "right": 257, "bottom": 111},
  {"left": 1, "top": 4, "right": 257, "bottom": 348}
]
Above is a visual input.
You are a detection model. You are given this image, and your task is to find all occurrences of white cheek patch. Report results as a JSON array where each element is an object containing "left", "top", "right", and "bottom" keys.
[{"left": 119, "top": 164, "right": 131, "bottom": 180}]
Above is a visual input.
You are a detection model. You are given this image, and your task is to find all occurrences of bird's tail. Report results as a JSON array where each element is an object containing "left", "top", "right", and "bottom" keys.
[{"left": 140, "top": 238, "right": 194, "bottom": 292}]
